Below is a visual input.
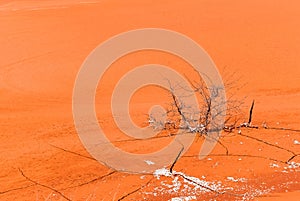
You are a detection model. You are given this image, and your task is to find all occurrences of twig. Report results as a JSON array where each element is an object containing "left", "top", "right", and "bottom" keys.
[
  {"left": 170, "top": 146, "right": 184, "bottom": 173},
  {"left": 287, "top": 154, "right": 300, "bottom": 163},
  {"left": 172, "top": 172, "right": 244, "bottom": 197},
  {"left": 173, "top": 172, "right": 224, "bottom": 194},
  {"left": 216, "top": 139, "right": 229, "bottom": 155},
  {"left": 248, "top": 100, "right": 255, "bottom": 124}
]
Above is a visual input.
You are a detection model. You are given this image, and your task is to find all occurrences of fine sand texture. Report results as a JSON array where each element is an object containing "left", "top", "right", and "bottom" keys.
[{"left": 1, "top": 0, "right": 300, "bottom": 200}]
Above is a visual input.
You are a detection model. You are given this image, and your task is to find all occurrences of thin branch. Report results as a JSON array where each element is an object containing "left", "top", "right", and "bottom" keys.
[
  {"left": 248, "top": 100, "right": 255, "bottom": 124},
  {"left": 287, "top": 154, "right": 300, "bottom": 163},
  {"left": 170, "top": 146, "right": 184, "bottom": 173},
  {"left": 172, "top": 172, "right": 244, "bottom": 197},
  {"left": 216, "top": 139, "right": 229, "bottom": 155},
  {"left": 173, "top": 172, "right": 224, "bottom": 195}
]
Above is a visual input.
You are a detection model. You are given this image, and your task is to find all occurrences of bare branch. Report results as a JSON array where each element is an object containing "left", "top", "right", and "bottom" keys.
[
  {"left": 170, "top": 146, "right": 184, "bottom": 173},
  {"left": 248, "top": 100, "right": 255, "bottom": 124}
]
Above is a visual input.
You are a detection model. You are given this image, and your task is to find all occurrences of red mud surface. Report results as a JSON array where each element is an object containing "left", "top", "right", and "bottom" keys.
[{"left": 1, "top": 0, "right": 300, "bottom": 200}]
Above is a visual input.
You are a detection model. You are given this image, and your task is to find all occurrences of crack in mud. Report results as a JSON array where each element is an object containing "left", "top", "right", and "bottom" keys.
[
  {"left": 60, "top": 171, "right": 116, "bottom": 191},
  {"left": 0, "top": 184, "right": 35, "bottom": 195},
  {"left": 117, "top": 178, "right": 154, "bottom": 201},
  {"left": 18, "top": 168, "right": 71, "bottom": 201}
]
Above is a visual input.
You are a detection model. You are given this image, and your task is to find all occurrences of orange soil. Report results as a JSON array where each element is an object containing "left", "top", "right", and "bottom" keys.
[{"left": 1, "top": 0, "right": 300, "bottom": 200}]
